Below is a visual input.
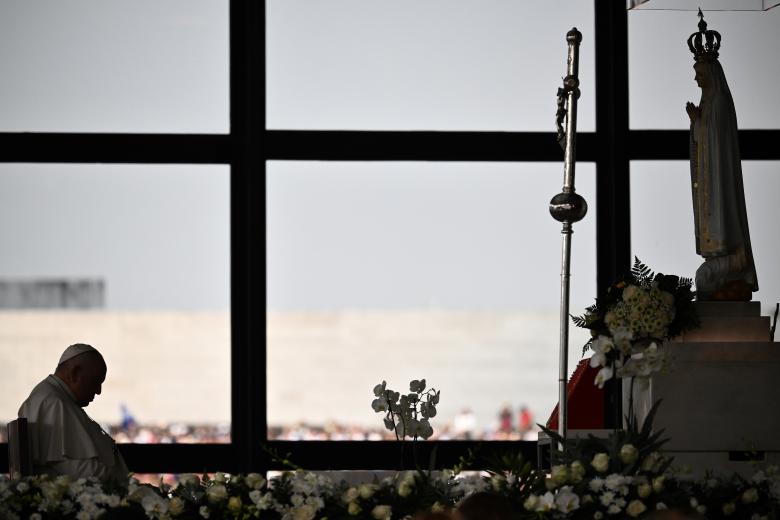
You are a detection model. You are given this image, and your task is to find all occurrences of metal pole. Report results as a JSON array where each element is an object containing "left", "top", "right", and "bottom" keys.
[{"left": 550, "top": 28, "right": 587, "bottom": 451}]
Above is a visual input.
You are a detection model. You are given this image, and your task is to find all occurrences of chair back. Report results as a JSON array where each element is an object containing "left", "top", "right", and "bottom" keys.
[{"left": 7, "top": 418, "right": 34, "bottom": 477}]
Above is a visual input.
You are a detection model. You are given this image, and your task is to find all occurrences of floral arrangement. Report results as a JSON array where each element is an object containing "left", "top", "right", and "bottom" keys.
[
  {"left": 2, "top": 459, "right": 779, "bottom": 520},
  {"left": 371, "top": 379, "right": 440, "bottom": 441},
  {"left": 2, "top": 392, "right": 779, "bottom": 520},
  {"left": 0, "top": 469, "right": 484, "bottom": 520},
  {"left": 572, "top": 258, "right": 699, "bottom": 388}
]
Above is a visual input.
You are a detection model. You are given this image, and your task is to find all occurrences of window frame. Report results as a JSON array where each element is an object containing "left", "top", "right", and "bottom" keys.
[{"left": 1, "top": 1, "right": 779, "bottom": 473}]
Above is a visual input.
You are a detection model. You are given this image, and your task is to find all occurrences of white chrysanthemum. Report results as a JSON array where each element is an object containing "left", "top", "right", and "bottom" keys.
[{"left": 589, "top": 478, "right": 605, "bottom": 492}]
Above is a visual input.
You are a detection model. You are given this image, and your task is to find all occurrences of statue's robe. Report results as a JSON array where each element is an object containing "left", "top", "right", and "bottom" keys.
[
  {"left": 689, "top": 59, "right": 758, "bottom": 296},
  {"left": 18, "top": 374, "right": 128, "bottom": 482}
]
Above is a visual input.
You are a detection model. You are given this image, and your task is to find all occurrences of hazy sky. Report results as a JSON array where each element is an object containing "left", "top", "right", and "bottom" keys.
[{"left": 0, "top": 2, "right": 778, "bottom": 312}]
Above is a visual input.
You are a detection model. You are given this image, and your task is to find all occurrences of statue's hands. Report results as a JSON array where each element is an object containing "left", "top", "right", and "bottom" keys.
[{"left": 686, "top": 102, "right": 700, "bottom": 122}]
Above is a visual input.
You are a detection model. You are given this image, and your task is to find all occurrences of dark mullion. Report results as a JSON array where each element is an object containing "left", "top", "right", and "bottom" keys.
[
  {"left": 0, "top": 134, "right": 230, "bottom": 164},
  {"left": 5, "top": 129, "right": 780, "bottom": 164},
  {"left": 119, "top": 444, "right": 236, "bottom": 474},
  {"left": 265, "top": 130, "right": 591, "bottom": 162},
  {"left": 1, "top": 440, "right": 528, "bottom": 474},
  {"left": 595, "top": 0, "right": 630, "bottom": 430},
  {"left": 629, "top": 129, "right": 780, "bottom": 161},
  {"left": 261, "top": 441, "right": 538, "bottom": 471},
  {"left": 230, "top": 0, "right": 266, "bottom": 474}
]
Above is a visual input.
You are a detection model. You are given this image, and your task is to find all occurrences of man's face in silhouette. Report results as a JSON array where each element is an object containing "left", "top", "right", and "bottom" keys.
[{"left": 57, "top": 353, "right": 107, "bottom": 407}]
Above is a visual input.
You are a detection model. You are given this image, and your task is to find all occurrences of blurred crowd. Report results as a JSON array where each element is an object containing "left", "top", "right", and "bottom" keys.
[{"left": 2, "top": 404, "right": 538, "bottom": 444}]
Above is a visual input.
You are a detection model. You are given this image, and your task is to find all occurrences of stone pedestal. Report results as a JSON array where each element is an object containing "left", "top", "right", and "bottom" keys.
[{"left": 625, "top": 301, "right": 779, "bottom": 476}]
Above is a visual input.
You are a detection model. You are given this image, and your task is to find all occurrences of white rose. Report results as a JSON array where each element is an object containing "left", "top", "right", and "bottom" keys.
[
  {"left": 293, "top": 505, "right": 316, "bottom": 520},
  {"left": 551, "top": 465, "right": 569, "bottom": 486},
  {"left": 199, "top": 505, "right": 210, "bottom": 519},
  {"left": 246, "top": 473, "right": 266, "bottom": 490},
  {"left": 626, "top": 500, "right": 646, "bottom": 517},
  {"left": 398, "top": 482, "right": 412, "bottom": 497},
  {"left": 214, "top": 472, "right": 228, "bottom": 484},
  {"left": 348, "top": 502, "right": 362, "bottom": 516},
  {"left": 652, "top": 476, "right": 665, "bottom": 493},
  {"left": 169, "top": 497, "right": 185, "bottom": 516},
  {"left": 742, "top": 488, "right": 759, "bottom": 504},
  {"left": 570, "top": 461, "right": 586, "bottom": 483},
  {"left": 372, "top": 505, "right": 392, "bottom": 520},
  {"left": 607, "top": 504, "right": 622, "bottom": 515},
  {"left": 359, "top": 484, "right": 376, "bottom": 499},
  {"left": 637, "top": 483, "right": 652, "bottom": 498},
  {"left": 343, "top": 487, "right": 360, "bottom": 503},
  {"left": 179, "top": 474, "right": 200, "bottom": 488},
  {"left": 228, "top": 496, "right": 243, "bottom": 514},
  {"left": 431, "top": 502, "right": 445, "bottom": 513},
  {"left": 591, "top": 453, "right": 610, "bottom": 473},
  {"left": 206, "top": 484, "right": 228, "bottom": 503},
  {"left": 16, "top": 482, "right": 29, "bottom": 493},
  {"left": 620, "top": 444, "right": 638, "bottom": 464},
  {"left": 523, "top": 495, "right": 539, "bottom": 511}
]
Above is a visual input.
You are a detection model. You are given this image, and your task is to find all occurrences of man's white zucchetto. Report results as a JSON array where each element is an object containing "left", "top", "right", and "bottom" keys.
[{"left": 58, "top": 343, "right": 99, "bottom": 366}]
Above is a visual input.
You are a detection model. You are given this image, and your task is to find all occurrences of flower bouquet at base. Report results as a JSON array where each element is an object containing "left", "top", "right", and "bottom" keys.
[{"left": 572, "top": 258, "right": 700, "bottom": 390}]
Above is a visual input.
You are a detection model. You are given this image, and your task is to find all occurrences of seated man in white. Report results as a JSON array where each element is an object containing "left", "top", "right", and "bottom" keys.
[{"left": 18, "top": 343, "right": 128, "bottom": 482}]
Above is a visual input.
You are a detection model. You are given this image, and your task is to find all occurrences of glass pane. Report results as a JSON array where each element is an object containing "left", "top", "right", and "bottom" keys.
[
  {"left": 267, "top": 161, "right": 596, "bottom": 440},
  {"left": 631, "top": 161, "right": 780, "bottom": 315},
  {"left": 629, "top": 8, "right": 780, "bottom": 128},
  {"left": 266, "top": 1, "right": 595, "bottom": 131},
  {"left": 0, "top": 164, "right": 230, "bottom": 443},
  {"left": 0, "top": 0, "right": 229, "bottom": 133}
]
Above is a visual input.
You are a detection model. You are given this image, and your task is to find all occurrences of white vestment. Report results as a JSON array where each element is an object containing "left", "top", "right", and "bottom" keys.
[{"left": 18, "top": 374, "right": 128, "bottom": 482}]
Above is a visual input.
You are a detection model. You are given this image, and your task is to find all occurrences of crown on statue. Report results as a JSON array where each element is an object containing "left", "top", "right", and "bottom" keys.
[{"left": 687, "top": 8, "right": 721, "bottom": 62}]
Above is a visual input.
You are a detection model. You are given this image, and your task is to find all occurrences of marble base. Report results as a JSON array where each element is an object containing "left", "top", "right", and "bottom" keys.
[
  {"left": 626, "top": 342, "right": 780, "bottom": 452},
  {"left": 624, "top": 302, "right": 779, "bottom": 476}
]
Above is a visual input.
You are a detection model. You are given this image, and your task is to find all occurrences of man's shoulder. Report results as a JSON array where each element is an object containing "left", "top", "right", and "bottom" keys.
[{"left": 18, "top": 377, "right": 68, "bottom": 418}]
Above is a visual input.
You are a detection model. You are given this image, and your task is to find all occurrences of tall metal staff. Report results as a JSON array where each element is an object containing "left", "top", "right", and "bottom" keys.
[{"left": 550, "top": 28, "right": 588, "bottom": 449}]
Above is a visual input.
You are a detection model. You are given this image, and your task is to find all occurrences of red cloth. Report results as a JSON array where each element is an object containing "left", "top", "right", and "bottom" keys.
[{"left": 547, "top": 358, "right": 604, "bottom": 429}]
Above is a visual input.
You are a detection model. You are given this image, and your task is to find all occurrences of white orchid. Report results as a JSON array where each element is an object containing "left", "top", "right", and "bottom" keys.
[
  {"left": 371, "top": 379, "right": 439, "bottom": 440},
  {"left": 554, "top": 486, "right": 580, "bottom": 513},
  {"left": 594, "top": 366, "right": 614, "bottom": 388}
]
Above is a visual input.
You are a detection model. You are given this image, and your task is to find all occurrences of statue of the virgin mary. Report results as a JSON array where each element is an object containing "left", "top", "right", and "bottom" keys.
[{"left": 686, "top": 10, "right": 757, "bottom": 301}]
